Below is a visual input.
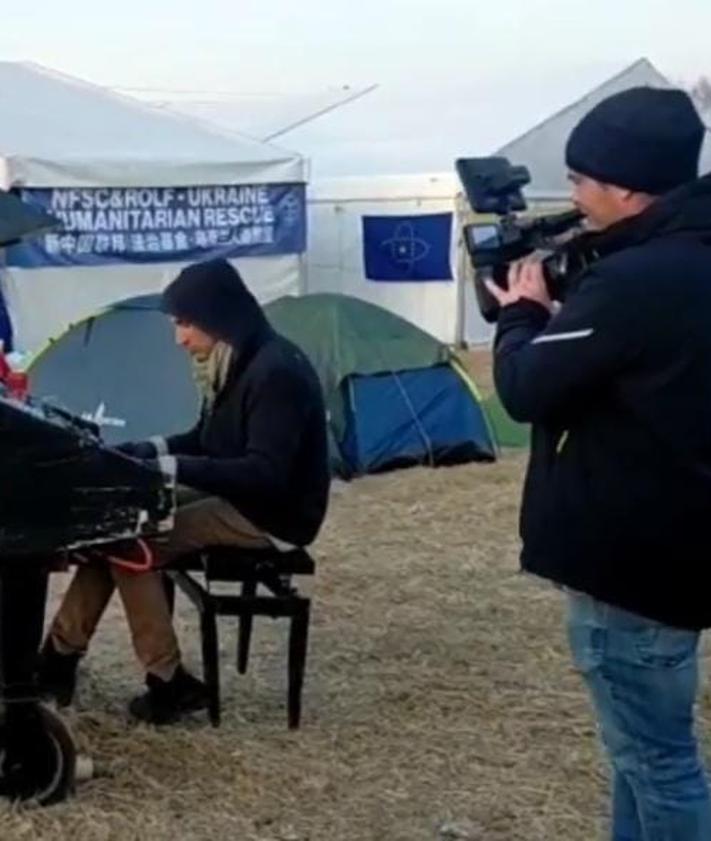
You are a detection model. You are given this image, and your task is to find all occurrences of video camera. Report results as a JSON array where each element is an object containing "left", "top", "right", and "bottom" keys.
[{"left": 455, "top": 157, "right": 589, "bottom": 322}]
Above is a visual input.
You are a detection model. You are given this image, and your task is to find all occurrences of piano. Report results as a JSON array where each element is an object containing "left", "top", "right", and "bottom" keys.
[
  {"left": 0, "top": 383, "right": 176, "bottom": 804},
  {"left": 0, "top": 385, "right": 174, "bottom": 555}
]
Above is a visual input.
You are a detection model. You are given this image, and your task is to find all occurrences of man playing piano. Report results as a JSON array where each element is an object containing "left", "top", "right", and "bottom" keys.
[{"left": 38, "top": 259, "right": 330, "bottom": 724}]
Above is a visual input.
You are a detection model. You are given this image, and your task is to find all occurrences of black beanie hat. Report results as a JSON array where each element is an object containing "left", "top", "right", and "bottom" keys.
[
  {"left": 161, "top": 258, "right": 266, "bottom": 344},
  {"left": 565, "top": 87, "right": 704, "bottom": 194}
]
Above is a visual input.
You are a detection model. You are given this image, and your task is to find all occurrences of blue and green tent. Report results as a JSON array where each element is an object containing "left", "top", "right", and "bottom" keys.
[{"left": 28, "top": 292, "right": 498, "bottom": 478}]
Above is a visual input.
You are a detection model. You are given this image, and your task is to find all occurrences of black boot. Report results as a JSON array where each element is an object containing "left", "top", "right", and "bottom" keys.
[
  {"left": 128, "top": 666, "right": 207, "bottom": 725},
  {"left": 36, "top": 637, "right": 81, "bottom": 708}
]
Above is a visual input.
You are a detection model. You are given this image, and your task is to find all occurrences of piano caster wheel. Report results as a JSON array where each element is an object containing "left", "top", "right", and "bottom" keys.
[{"left": 0, "top": 703, "right": 77, "bottom": 805}]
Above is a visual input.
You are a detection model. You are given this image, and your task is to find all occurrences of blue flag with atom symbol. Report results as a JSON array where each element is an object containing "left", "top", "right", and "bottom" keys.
[{"left": 362, "top": 213, "right": 453, "bottom": 282}]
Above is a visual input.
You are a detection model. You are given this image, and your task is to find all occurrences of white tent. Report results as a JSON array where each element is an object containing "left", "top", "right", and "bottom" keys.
[
  {"left": 497, "top": 58, "right": 711, "bottom": 198},
  {"left": 0, "top": 62, "right": 307, "bottom": 353},
  {"left": 304, "top": 172, "right": 494, "bottom": 346}
]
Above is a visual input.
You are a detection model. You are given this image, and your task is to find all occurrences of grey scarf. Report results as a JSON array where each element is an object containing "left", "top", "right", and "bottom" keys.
[{"left": 191, "top": 342, "right": 233, "bottom": 412}]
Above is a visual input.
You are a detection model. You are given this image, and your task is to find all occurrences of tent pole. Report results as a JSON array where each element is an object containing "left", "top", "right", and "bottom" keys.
[{"left": 453, "top": 194, "right": 468, "bottom": 349}]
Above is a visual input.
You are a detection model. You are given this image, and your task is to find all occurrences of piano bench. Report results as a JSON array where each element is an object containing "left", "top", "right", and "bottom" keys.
[{"left": 165, "top": 546, "right": 315, "bottom": 729}]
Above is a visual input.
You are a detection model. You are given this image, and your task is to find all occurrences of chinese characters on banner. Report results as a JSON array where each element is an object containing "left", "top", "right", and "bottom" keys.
[{"left": 6, "top": 183, "right": 306, "bottom": 267}]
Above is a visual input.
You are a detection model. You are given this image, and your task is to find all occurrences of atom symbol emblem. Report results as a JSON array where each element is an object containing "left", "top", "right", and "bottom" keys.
[{"left": 382, "top": 222, "right": 431, "bottom": 273}]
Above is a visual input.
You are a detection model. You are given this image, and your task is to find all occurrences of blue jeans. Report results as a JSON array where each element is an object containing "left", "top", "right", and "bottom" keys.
[{"left": 567, "top": 591, "right": 711, "bottom": 840}]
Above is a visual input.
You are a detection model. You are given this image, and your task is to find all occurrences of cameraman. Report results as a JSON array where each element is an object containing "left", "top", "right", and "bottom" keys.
[{"left": 487, "top": 87, "right": 711, "bottom": 839}]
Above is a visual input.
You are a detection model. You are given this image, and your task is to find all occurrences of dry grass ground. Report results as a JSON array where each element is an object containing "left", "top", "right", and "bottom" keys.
[
  {"left": 3, "top": 452, "right": 710, "bottom": 839},
  {"left": 456, "top": 348, "right": 494, "bottom": 397}
]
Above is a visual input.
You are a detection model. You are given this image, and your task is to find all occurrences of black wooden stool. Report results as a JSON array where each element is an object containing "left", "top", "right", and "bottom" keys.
[{"left": 165, "top": 546, "right": 315, "bottom": 729}]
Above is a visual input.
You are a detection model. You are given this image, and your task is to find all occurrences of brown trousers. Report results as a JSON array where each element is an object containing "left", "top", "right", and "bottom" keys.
[{"left": 49, "top": 490, "right": 270, "bottom": 680}]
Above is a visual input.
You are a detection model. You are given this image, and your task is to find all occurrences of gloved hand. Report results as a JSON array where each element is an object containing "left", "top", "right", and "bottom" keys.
[{"left": 115, "top": 440, "right": 158, "bottom": 459}]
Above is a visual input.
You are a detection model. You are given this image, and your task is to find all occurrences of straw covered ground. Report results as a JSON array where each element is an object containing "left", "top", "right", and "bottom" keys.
[{"left": 3, "top": 356, "right": 711, "bottom": 839}]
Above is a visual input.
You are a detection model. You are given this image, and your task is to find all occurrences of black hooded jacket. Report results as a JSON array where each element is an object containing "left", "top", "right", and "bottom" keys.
[
  {"left": 493, "top": 175, "right": 711, "bottom": 629},
  {"left": 160, "top": 260, "right": 329, "bottom": 547}
]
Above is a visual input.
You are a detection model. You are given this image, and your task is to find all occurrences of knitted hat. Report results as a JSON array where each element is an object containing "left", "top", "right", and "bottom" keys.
[{"left": 565, "top": 87, "right": 704, "bottom": 194}]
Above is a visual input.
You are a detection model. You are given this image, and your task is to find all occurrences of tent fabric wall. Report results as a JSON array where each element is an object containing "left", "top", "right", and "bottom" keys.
[
  {"left": 497, "top": 58, "right": 711, "bottom": 198},
  {"left": 341, "top": 365, "right": 495, "bottom": 474},
  {"left": 2, "top": 253, "right": 301, "bottom": 354},
  {"left": 264, "top": 291, "right": 448, "bottom": 393},
  {"left": 28, "top": 302, "right": 199, "bottom": 445},
  {"left": 481, "top": 393, "right": 530, "bottom": 449},
  {"left": 262, "top": 293, "right": 497, "bottom": 475},
  {"left": 0, "top": 62, "right": 307, "bottom": 354},
  {"left": 305, "top": 173, "right": 493, "bottom": 347},
  {"left": 0, "top": 62, "right": 303, "bottom": 188}
]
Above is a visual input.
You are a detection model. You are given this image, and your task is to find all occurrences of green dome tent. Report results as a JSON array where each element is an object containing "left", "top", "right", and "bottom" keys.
[
  {"left": 263, "top": 294, "right": 497, "bottom": 476},
  {"left": 27, "top": 293, "right": 497, "bottom": 478}
]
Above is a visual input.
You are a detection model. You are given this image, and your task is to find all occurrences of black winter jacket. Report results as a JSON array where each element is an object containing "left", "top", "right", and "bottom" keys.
[
  {"left": 165, "top": 299, "right": 329, "bottom": 548},
  {"left": 494, "top": 174, "right": 711, "bottom": 630}
]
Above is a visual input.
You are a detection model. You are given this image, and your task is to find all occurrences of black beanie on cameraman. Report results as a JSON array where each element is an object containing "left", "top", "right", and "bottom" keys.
[{"left": 565, "top": 86, "right": 704, "bottom": 195}]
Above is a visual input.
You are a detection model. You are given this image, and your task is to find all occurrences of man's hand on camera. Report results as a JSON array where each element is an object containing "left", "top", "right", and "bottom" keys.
[{"left": 485, "top": 259, "right": 554, "bottom": 312}]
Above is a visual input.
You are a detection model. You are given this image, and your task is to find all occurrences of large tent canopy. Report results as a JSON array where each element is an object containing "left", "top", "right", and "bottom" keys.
[
  {"left": 0, "top": 62, "right": 307, "bottom": 355},
  {"left": 0, "top": 62, "right": 301, "bottom": 189},
  {"left": 497, "top": 58, "right": 711, "bottom": 198}
]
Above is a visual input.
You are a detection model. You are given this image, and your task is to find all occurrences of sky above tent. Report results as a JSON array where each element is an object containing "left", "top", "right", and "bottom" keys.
[{"left": 1, "top": 0, "right": 710, "bottom": 176}]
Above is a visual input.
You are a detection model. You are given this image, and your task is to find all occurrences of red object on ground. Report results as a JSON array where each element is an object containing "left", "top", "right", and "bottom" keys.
[
  {"left": 0, "top": 349, "right": 29, "bottom": 400},
  {"left": 6, "top": 371, "right": 28, "bottom": 400}
]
